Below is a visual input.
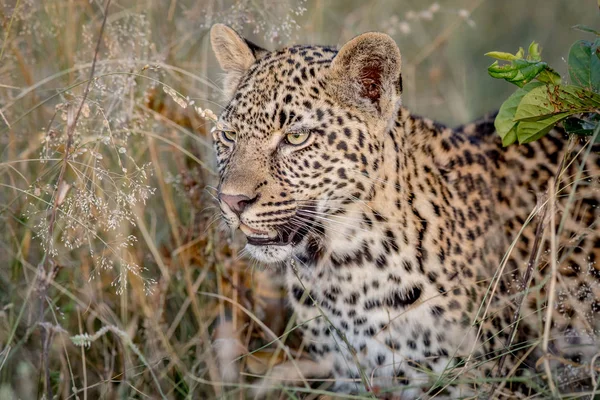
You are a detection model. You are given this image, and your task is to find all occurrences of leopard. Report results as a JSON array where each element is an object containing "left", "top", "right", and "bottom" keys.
[{"left": 208, "top": 24, "right": 600, "bottom": 398}]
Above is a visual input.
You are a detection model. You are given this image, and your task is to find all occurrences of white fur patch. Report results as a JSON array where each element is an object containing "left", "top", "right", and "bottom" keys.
[{"left": 245, "top": 243, "right": 293, "bottom": 264}]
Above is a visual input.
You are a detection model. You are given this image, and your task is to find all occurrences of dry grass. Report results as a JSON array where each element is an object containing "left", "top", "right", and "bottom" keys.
[{"left": 0, "top": 1, "right": 598, "bottom": 399}]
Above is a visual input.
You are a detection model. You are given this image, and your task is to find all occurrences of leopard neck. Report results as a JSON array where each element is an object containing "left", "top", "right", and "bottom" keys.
[{"left": 294, "top": 107, "right": 452, "bottom": 273}]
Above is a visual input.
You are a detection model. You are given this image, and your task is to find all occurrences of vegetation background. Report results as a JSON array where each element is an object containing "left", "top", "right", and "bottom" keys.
[{"left": 0, "top": 0, "right": 598, "bottom": 399}]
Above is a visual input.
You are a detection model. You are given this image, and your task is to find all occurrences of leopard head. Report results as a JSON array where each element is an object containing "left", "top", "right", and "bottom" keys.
[{"left": 210, "top": 24, "right": 402, "bottom": 264}]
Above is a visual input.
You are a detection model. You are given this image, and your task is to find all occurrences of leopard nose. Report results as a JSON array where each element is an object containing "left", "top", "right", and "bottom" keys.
[{"left": 218, "top": 193, "right": 258, "bottom": 216}]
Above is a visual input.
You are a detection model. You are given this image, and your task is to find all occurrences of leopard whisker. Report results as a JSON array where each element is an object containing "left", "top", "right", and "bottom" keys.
[
  {"left": 297, "top": 205, "right": 407, "bottom": 225},
  {"left": 297, "top": 208, "right": 365, "bottom": 223},
  {"left": 291, "top": 215, "right": 358, "bottom": 242},
  {"left": 297, "top": 209, "right": 371, "bottom": 234},
  {"left": 204, "top": 189, "right": 219, "bottom": 202},
  {"left": 203, "top": 214, "right": 223, "bottom": 234}
]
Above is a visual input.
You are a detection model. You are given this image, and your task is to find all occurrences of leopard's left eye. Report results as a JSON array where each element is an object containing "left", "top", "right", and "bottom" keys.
[
  {"left": 285, "top": 132, "right": 310, "bottom": 146},
  {"left": 221, "top": 130, "right": 237, "bottom": 144}
]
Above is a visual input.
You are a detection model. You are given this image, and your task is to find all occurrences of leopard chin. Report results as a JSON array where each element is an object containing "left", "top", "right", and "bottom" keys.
[{"left": 245, "top": 243, "right": 294, "bottom": 264}]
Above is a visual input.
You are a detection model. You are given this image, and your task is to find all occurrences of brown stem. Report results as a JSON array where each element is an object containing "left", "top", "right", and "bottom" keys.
[
  {"left": 41, "top": 324, "right": 54, "bottom": 400},
  {"left": 489, "top": 148, "right": 569, "bottom": 397},
  {"left": 494, "top": 197, "right": 548, "bottom": 378},
  {"left": 37, "top": 1, "right": 112, "bottom": 398}
]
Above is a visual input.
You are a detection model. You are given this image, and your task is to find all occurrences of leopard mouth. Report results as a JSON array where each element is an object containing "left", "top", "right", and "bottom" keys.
[
  {"left": 246, "top": 236, "right": 287, "bottom": 246},
  {"left": 244, "top": 218, "right": 314, "bottom": 247}
]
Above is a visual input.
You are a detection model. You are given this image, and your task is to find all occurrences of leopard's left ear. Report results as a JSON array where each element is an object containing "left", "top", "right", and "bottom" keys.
[
  {"left": 210, "top": 24, "right": 268, "bottom": 99},
  {"left": 330, "top": 32, "right": 402, "bottom": 117}
]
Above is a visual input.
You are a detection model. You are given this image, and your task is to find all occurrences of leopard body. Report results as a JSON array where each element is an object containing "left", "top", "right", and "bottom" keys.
[{"left": 209, "top": 25, "right": 600, "bottom": 397}]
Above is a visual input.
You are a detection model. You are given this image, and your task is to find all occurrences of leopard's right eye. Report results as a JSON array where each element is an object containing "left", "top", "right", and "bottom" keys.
[{"left": 220, "top": 130, "right": 237, "bottom": 144}]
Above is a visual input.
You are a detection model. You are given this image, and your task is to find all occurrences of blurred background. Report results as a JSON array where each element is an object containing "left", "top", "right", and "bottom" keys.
[{"left": 0, "top": 0, "right": 598, "bottom": 398}]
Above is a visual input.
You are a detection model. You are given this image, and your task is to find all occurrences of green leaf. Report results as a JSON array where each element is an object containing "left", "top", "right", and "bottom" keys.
[
  {"left": 515, "top": 47, "right": 525, "bottom": 60},
  {"left": 514, "top": 85, "right": 557, "bottom": 121},
  {"left": 572, "top": 24, "right": 600, "bottom": 36},
  {"left": 528, "top": 42, "right": 541, "bottom": 61},
  {"left": 517, "top": 112, "right": 571, "bottom": 143},
  {"left": 485, "top": 51, "right": 521, "bottom": 61},
  {"left": 568, "top": 40, "right": 600, "bottom": 92},
  {"left": 512, "top": 84, "right": 600, "bottom": 143},
  {"left": 488, "top": 59, "right": 549, "bottom": 87},
  {"left": 515, "top": 84, "right": 600, "bottom": 122},
  {"left": 536, "top": 67, "right": 562, "bottom": 85},
  {"left": 563, "top": 117, "right": 598, "bottom": 136},
  {"left": 502, "top": 126, "right": 518, "bottom": 147},
  {"left": 486, "top": 42, "right": 560, "bottom": 87},
  {"left": 559, "top": 84, "right": 600, "bottom": 109},
  {"left": 494, "top": 81, "right": 544, "bottom": 145},
  {"left": 593, "top": 38, "right": 600, "bottom": 62}
]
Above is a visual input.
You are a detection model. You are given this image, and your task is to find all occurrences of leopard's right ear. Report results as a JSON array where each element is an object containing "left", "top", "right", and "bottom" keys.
[
  {"left": 210, "top": 24, "right": 267, "bottom": 99},
  {"left": 330, "top": 32, "right": 402, "bottom": 119}
]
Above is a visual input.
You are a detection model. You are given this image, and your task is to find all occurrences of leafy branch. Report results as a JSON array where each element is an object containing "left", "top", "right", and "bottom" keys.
[{"left": 486, "top": 26, "right": 600, "bottom": 146}]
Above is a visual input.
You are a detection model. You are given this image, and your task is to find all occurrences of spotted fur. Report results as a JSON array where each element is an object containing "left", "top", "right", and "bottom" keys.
[{"left": 210, "top": 25, "right": 600, "bottom": 397}]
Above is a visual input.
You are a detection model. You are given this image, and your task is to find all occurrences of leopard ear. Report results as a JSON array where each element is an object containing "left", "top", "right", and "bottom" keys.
[
  {"left": 330, "top": 32, "right": 402, "bottom": 117},
  {"left": 210, "top": 24, "right": 267, "bottom": 98}
]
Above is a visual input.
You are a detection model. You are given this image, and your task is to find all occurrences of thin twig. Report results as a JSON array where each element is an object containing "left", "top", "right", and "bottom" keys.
[
  {"left": 37, "top": 1, "right": 112, "bottom": 398},
  {"left": 0, "top": 0, "right": 21, "bottom": 62},
  {"left": 591, "top": 353, "right": 600, "bottom": 397},
  {"left": 542, "top": 180, "right": 559, "bottom": 396},
  {"left": 491, "top": 194, "right": 548, "bottom": 382},
  {"left": 0, "top": 109, "right": 10, "bottom": 129},
  {"left": 489, "top": 145, "right": 570, "bottom": 397},
  {"left": 408, "top": 0, "right": 485, "bottom": 69}
]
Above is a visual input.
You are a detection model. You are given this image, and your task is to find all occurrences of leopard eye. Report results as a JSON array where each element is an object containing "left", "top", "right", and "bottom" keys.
[
  {"left": 221, "top": 130, "right": 237, "bottom": 144},
  {"left": 285, "top": 132, "right": 310, "bottom": 146}
]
